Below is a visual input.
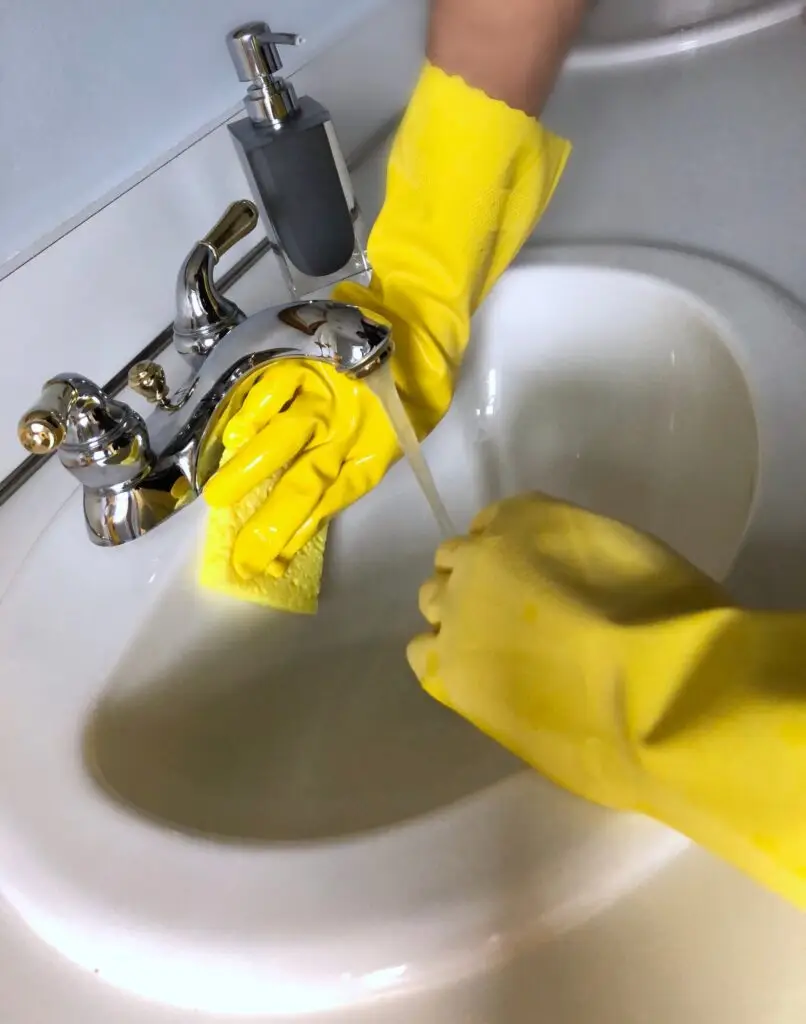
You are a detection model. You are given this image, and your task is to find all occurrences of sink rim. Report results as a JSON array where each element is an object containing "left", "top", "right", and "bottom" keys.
[
  {"left": 2, "top": 243, "right": 806, "bottom": 1014},
  {"left": 568, "top": 0, "right": 802, "bottom": 70}
]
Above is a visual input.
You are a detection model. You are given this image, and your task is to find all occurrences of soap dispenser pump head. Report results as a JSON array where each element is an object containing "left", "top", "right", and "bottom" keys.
[{"left": 226, "top": 21, "right": 304, "bottom": 128}]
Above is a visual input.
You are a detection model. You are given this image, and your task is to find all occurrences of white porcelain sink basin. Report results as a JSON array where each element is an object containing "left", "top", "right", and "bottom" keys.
[
  {"left": 571, "top": 0, "right": 801, "bottom": 68},
  {"left": 3, "top": 245, "right": 806, "bottom": 1017},
  {"left": 583, "top": 0, "right": 781, "bottom": 42}
]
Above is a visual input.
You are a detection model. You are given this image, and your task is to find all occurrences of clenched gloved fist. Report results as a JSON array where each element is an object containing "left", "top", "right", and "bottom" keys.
[{"left": 409, "top": 492, "right": 806, "bottom": 911}]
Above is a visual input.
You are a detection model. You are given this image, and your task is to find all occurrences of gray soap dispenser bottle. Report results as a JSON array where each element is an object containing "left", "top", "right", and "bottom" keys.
[{"left": 226, "top": 22, "right": 370, "bottom": 298}]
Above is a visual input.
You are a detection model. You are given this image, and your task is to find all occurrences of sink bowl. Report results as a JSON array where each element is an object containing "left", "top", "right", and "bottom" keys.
[
  {"left": 583, "top": 0, "right": 780, "bottom": 43},
  {"left": 87, "top": 261, "right": 757, "bottom": 843},
  {"left": 3, "top": 245, "right": 805, "bottom": 1016},
  {"left": 571, "top": 0, "right": 802, "bottom": 69}
]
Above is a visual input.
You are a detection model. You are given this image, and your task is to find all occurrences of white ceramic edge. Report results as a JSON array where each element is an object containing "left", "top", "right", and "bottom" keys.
[{"left": 568, "top": 0, "right": 803, "bottom": 70}]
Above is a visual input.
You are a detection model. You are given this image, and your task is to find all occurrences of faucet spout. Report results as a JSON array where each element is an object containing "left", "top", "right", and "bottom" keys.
[{"left": 18, "top": 300, "right": 393, "bottom": 547}]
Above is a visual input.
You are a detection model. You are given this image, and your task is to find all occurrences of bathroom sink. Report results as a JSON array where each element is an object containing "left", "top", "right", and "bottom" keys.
[
  {"left": 89, "top": 255, "right": 756, "bottom": 840},
  {"left": 582, "top": 0, "right": 780, "bottom": 43},
  {"left": 571, "top": 0, "right": 802, "bottom": 68},
  {"left": 4, "top": 245, "right": 806, "bottom": 1016}
]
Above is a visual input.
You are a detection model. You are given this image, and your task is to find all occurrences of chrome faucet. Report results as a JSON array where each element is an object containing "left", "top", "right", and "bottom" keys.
[
  {"left": 17, "top": 200, "right": 391, "bottom": 547},
  {"left": 172, "top": 200, "right": 257, "bottom": 365}
]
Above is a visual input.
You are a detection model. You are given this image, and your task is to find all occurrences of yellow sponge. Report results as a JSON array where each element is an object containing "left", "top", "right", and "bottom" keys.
[{"left": 198, "top": 467, "right": 327, "bottom": 614}]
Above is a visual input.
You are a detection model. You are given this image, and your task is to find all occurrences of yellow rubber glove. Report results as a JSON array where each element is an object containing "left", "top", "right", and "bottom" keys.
[
  {"left": 408, "top": 493, "right": 806, "bottom": 910},
  {"left": 203, "top": 62, "right": 570, "bottom": 578}
]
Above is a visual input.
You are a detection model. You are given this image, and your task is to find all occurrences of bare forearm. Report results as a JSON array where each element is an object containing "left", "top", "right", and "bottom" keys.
[{"left": 427, "top": 0, "right": 586, "bottom": 115}]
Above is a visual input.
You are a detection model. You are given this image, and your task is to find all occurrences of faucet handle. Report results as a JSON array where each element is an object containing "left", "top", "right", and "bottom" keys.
[
  {"left": 18, "top": 374, "right": 152, "bottom": 489},
  {"left": 18, "top": 379, "right": 71, "bottom": 454},
  {"left": 18, "top": 375, "right": 110, "bottom": 455},
  {"left": 174, "top": 200, "right": 259, "bottom": 361},
  {"left": 201, "top": 199, "right": 259, "bottom": 262}
]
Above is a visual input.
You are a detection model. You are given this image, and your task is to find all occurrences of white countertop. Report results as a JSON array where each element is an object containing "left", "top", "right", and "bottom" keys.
[{"left": 3, "top": 12, "right": 806, "bottom": 1023}]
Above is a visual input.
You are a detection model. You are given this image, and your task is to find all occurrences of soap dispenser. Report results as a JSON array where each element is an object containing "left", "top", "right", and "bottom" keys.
[{"left": 226, "top": 22, "right": 370, "bottom": 298}]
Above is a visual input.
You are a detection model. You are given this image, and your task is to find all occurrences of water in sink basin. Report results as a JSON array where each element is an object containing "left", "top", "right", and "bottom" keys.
[{"left": 87, "top": 263, "right": 758, "bottom": 845}]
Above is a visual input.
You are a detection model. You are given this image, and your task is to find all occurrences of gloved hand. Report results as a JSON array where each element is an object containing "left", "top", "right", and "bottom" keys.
[
  {"left": 203, "top": 62, "right": 570, "bottom": 578},
  {"left": 408, "top": 493, "right": 806, "bottom": 910},
  {"left": 203, "top": 359, "right": 396, "bottom": 578}
]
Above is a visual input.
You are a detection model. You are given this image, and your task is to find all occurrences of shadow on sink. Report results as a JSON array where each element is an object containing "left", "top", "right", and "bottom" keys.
[{"left": 84, "top": 548, "right": 522, "bottom": 844}]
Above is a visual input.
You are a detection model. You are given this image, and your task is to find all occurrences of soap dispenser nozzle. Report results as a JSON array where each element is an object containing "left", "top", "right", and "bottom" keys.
[{"left": 227, "top": 21, "right": 305, "bottom": 128}]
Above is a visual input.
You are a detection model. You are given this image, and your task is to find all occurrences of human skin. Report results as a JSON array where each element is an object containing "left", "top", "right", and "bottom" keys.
[{"left": 427, "top": 0, "right": 588, "bottom": 115}]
